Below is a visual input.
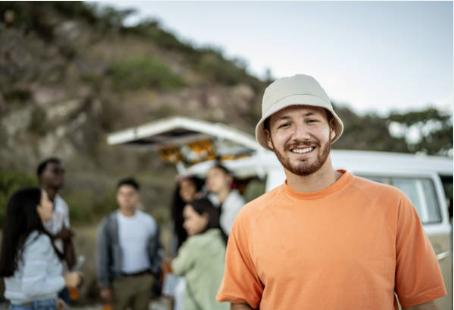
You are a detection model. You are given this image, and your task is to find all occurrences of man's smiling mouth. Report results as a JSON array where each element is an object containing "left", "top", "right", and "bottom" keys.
[{"left": 290, "top": 147, "right": 315, "bottom": 154}]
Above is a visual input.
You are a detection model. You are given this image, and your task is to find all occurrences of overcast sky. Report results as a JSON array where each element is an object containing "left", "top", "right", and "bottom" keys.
[{"left": 93, "top": 1, "right": 453, "bottom": 116}]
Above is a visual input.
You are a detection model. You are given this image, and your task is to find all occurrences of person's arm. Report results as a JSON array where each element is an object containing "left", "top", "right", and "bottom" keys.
[
  {"left": 62, "top": 227, "right": 76, "bottom": 270},
  {"left": 394, "top": 192, "right": 446, "bottom": 307},
  {"left": 96, "top": 218, "right": 112, "bottom": 289},
  {"left": 216, "top": 209, "right": 263, "bottom": 309},
  {"left": 231, "top": 303, "right": 254, "bottom": 309},
  {"left": 171, "top": 238, "right": 194, "bottom": 276},
  {"left": 148, "top": 223, "right": 164, "bottom": 276},
  {"left": 96, "top": 218, "right": 115, "bottom": 305},
  {"left": 52, "top": 225, "right": 73, "bottom": 241},
  {"left": 55, "top": 199, "right": 76, "bottom": 269},
  {"left": 402, "top": 300, "right": 439, "bottom": 310}
]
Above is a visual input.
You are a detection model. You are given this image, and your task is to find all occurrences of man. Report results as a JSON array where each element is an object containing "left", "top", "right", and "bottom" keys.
[
  {"left": 206, "top": 164, "right": 246, "bottom": 235},
  {"left": 216, "top": 75, "right": 446, "bottom": 310},
  {"left": 37, "top": 157, "right": 75, "bottom": 304},
  {"left": 96, "top": 178, "right": 162, "bottom": 310}
]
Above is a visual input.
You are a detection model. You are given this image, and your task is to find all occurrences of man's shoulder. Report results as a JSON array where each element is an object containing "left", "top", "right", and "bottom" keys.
[
  {"left": 54, "top": 194, "right": 69, "bottom": 210},
  {"left": 98, "top": 211, "right": 118, "bottom": 228},
  {"left": 350, "top": 174, "right": 405, "bottom": 196},
  {"left": 347, "top": 174, "right": 409, "bottom": 206},
  {"left": 135, "top": 210, "right": 159, "bottom": 234},
  {"left": 55, "top": 194, "right": 68, "bottom": 206},
  {"left": 136, "top": 210, "right": 156, "bottom": 223}
]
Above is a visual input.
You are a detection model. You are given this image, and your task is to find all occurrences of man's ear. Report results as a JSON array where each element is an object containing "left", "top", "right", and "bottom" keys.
[
  {"left": 329, "top": 119, "right": 336, "bottom": 142},
  {"left": 265, "top": 129, "right": 274, "bottom": 150}
]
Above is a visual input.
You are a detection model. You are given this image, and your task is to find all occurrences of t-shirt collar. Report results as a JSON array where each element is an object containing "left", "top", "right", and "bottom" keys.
[{"left": 282, "top": 170, "right": 352, "bottom": 200}]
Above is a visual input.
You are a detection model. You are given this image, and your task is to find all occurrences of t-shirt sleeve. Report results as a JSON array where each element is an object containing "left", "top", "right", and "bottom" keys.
[
  {"left": 394, "top": 193, "right": 447, "bottom": 307},
  {"left": 216, "top": 212, "right": 263, "bottom": 309},
  {"left": 62, "top": 200, "right": 70, "bottom": 227}
]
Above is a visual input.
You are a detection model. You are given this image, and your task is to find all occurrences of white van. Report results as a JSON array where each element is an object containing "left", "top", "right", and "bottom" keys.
[{"left": 108, "top": 116, "right": 453, "bottom": 309}]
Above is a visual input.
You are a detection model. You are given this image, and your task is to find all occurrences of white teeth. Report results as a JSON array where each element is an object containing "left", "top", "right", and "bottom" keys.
[{"left": 291, "top": 147, "right": 314, "bottom": 154}]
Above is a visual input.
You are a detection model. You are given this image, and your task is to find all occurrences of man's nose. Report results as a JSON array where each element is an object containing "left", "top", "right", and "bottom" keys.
[{"left": 293, "top": 123, "right": 311, "bottom": 141}]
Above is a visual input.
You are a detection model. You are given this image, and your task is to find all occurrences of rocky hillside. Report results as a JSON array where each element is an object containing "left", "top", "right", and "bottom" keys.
[
  {"left": 1, "top": 2, "right": 452, "bottom": 223},
  {"left": 0, "top": 2, "right": 270, "bottom": 229},
  {"left": 0, "top": 1, "right": 265, "bottom": 169},
  {"left": 0, "top": 2, "right": 272, "bottom": 303}
]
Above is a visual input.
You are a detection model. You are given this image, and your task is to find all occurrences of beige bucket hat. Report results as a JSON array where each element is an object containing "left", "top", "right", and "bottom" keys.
[{"left": 255, "top": 74, "right": 344, "bottom": 151}]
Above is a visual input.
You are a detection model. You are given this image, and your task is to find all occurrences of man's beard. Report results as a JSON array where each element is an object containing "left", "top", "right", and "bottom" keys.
[{"left": 271, "top": 138, "right": 331, "bottom": 176}]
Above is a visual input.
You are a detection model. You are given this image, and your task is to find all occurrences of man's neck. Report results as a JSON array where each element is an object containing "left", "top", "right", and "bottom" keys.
[
  {"left": 119, "top": 208, "right": 136, "bottom": 217},
  {"left": 284, "top": 158, "right": 342, "bottom": 193},
  {"left": 42, "top": 186, "right": 58, "bottom": 201}
]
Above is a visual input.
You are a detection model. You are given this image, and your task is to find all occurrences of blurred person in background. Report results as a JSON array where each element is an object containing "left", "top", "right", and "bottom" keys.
[
  {"left": 170, "top": 198, "right": 229, "bottom": 310},
  {"left": 170, "top": 176, "right": 204, "bottom": 255},
  {"left": 0, "top": 187, "right": 83, "bottom": 310},
  {"left": 37, "top": 157, "right": 75, "bottom": 304},
  {"left": 206, "top": 164, "right": 245, "bottom": 235},
  {"left": 168, "top": 176, "right": 203, "bottom": 310},
  {"left": 96, "top": 178, "right": 163, "bottom": 310}
]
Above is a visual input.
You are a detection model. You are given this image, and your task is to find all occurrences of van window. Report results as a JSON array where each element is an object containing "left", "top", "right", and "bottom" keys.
[
  {"left": 440, "top": 175, "right": 453, "bottom": 220},
  {"left": 361, "top": 176, "right": 441, "bottom": 224}
]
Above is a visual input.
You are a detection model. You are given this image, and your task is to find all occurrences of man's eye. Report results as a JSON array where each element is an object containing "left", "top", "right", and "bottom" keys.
[
  {"left": 278, "top": 123, "right": 290, "bottom": 129},
  {"left": 307, "top": 119, "right": 319, "bottom": 123}
]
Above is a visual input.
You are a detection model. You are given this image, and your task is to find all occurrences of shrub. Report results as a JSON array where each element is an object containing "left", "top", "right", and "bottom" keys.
[
  {"left": 195, "top": 52, "right": 248, "bottom": 86},
  {"left": 65, "top": 190, "right": 117, "bottom": 224},
  {"left": 0, "top": 170, "right": 38, "bottom": 225},
  {"left": 107, "top": 57, "right": 185, "bottom": 91}
]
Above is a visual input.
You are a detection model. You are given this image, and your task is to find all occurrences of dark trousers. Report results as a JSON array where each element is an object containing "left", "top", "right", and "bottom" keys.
[{"left": 112, "top": 273, "right": 155, "bottom": 310}]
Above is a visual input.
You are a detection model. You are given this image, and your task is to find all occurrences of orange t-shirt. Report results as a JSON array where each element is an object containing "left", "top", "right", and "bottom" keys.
[{"left": 216, "top": 171, "right": 446, "bottom": 309}]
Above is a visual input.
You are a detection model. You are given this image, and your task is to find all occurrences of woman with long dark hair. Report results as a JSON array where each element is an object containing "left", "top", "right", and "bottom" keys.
[
  {"left": 0, "top": 187, "right": 82, "bottom": 310},
  {"left": 171, "top": 198, "right": 228, "bottom": 310},
  {"left": 170, "top": 176, "right": 204, "bottom": 254}
]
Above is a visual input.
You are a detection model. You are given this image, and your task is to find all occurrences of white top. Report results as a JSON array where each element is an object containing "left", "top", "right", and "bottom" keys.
[
  {"left": 117, "top": 210, "right": 158, "bottom": 273},
  {"left": 209, "top": 189, "right": 245, "bottom": 235},
  {"left": 43, "top": 194, "right": 70, "bottom": 255},
  {"left": 4, "top": 231, "right": 65, "bottom": 304}
]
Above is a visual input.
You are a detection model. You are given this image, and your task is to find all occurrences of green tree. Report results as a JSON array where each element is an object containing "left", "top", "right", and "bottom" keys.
[
  {"left": 333, "top": 104, "right": 408, "bottom": 153},
  {"left": 0, "top": 170, "right": 38, "bottom": 225},
  {"left": 387, "top": 108, "right": 452, "bottom": 156},
  {"left": 107, "top": 56, "right": 185, "bottom": 91}
]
